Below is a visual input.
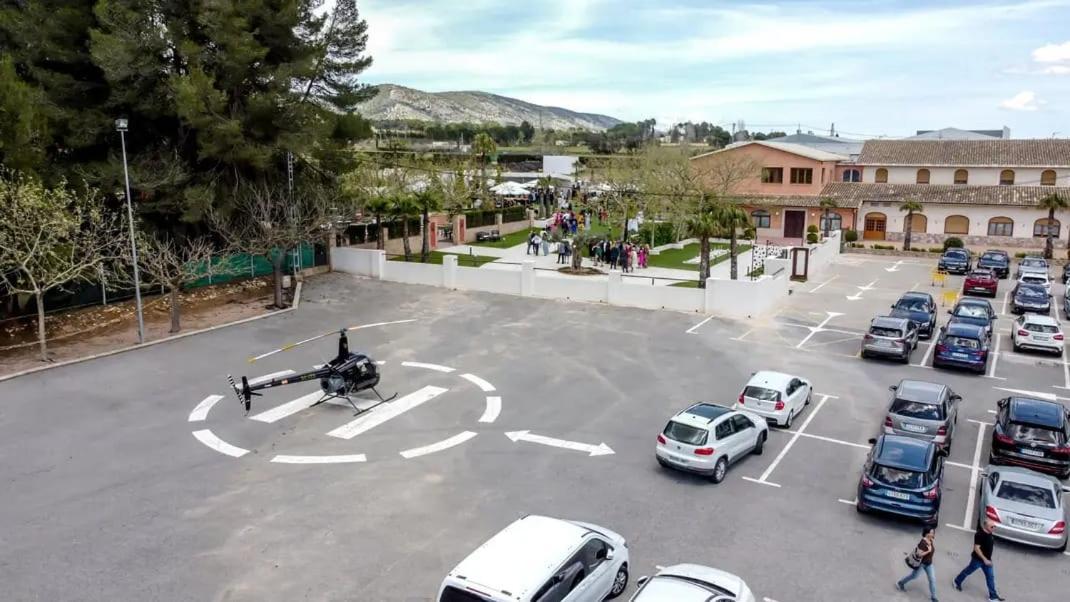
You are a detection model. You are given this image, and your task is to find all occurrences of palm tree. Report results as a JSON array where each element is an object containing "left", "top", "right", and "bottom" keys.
[
  {"left": 898, "top": 199, "right": 923, "bottom": 251},
  {"left": 390, "top": 193, "right": 420, "bottom": 261},
  {"left": 363, "top": 196, "right": 391, "bottom": 250},
  {"left": 685, "top": 210, "right": 721, "bottom": 288},
  {"left": 819, "top": 198, "right": 838, "bottom": 239},
  {"left": 1038, "top": 192, "right": 1069, "bottom": 260},
  {"left": 714, "top": 204, "right": 751, "bottom": 280},
  {"left": 414, "top": 188, "right": 442, "bottom": 263},
  {"left": 472, "top": 132, "right": 497, "bottom": 202}
]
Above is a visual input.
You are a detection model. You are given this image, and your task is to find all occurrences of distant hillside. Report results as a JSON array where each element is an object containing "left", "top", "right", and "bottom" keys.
[{"left": 356, "top": 84, "right": 622, "bottom": 131}]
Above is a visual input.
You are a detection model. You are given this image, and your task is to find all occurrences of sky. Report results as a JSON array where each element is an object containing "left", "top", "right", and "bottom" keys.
[{"left": 356, "top": 0, "right": 1070, "bottom": 138}]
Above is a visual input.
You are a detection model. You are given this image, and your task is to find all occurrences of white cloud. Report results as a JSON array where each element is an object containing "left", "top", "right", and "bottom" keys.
[
  {"left": 1041, "top": 65, "right": 1070, "bottom": 75},
  {"left": 1032, "top": 40, "right": 1070, "bottom": 62},
  {"left": 999, "top": 90, "right": 1043, "bottom": 111}
]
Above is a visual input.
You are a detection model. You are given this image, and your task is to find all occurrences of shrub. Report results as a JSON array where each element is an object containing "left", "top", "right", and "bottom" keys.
[
  {"left": 806, "top": 224, "right": 819, "bottom": 234},
  {"left": 636, "top": 222, "right": 676, "bottom": 247},
  {"left": 929, "top": 247, "right": 944, "bottom": 253},
  {"left": 872, "top": 244, "right": 895, "bottom": 250},
  {"left": 843, "top": 229, "right": 859, "bottom": 243},
  {"left": 943, "top": 237, "right": 964, "bottom": 250},
  {"left": 742, "top": 226, "right": 756, "bottom": 240},
  {"left": 501, "top": 206, "right": 527, "bottom": 223},
  {"left": 1015, "top": 251, "right": 1028, "bottom": 258},
  {"left": 806, "top": 232, "right": 819, "bottom": 244}
]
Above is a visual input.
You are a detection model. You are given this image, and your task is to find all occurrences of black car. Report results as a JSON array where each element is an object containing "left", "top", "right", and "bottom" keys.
[
  {"left": 938, "top": 248, "right": 972, "bottom": 274},
  {"left": 890, "top": 292, "right": 937, "bottom": 338},
  {"left": 978, "top": 250, "right": 1011, "bottom": 279},
  {"left": 1011, "top": 282, "right": 1052, "bottom": 315},
  {"left": 990, "top": 397, "right": 1070, "bottom": 479},
  {"left": 1063, "top": 262, "right": 1070, "bottom": 284}
]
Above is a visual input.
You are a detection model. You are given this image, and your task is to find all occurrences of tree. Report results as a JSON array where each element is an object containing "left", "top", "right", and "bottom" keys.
[
  {"left": 819, "top": 198, "right": 838, "bottom": 239},
  {"left": 389, "top": 193, "right": 420, "bottom": 262},
  {"left": 296, "top": 0, "right": 376, "bottom": 113},
  {"left": 364, "top": 197, "right": 391, "bottom": 250},
  {"left": 519, "top": 120, "right": 535, "bottom": 144},
  {"left": 471, "top": 132, "right": 497, "bottom": 202},
  {"left": 135, "top": 235, "right": 219, "bottom": 333},
  {"left": 0, "top": 56, "right": 49, "bottom": 174},
  {"left": 1038, "top": 192, "right": 1069, "bottom": 260},
  {"left": 0, "top": 172, "right": 122, "bottom": 360},
  {"left": 693, "top": 152, "right": 761, "bottom": 198},
  {"left": 715, "top": 204, "right": 751, "bottom": 280},
  {"left": 685, "top": 210, "right": 720, "bottom": 288},
  {"left": 413, "top": 188, "right": 442, "bottom": 263},
  {"left": 899, "top": 200, "right": 923, "bottom": 252}
]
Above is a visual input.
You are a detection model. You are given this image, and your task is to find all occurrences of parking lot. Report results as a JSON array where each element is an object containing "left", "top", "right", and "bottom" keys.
[{"left": 2, "top": 256, "right": 1069, "bottom": 602}]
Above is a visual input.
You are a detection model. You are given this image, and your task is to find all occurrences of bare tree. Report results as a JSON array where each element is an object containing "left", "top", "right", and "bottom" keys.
[
  {"left": 0, "top": 172, "right": 122, "bottom": 361},
  {"left": 212, "top": 180, "right": 331, "bottom": 309},
  {"left": 135, "top": 235, "right": 222, "bottom": 333},
  {"left": 692, "top": 152, "right": 761, "bottom": 198}
]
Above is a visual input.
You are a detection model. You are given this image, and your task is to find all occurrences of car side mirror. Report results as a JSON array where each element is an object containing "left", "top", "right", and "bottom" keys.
[
  {"left": 868, "top": 437, "right": 878, "bottom": 445},
  {"left": 637, "top": 577, "right": 650, "bottom": 588},
  {"left": 888, "top": 385, "right": 898, "bottom": 391},
  {"left": 951, "top": 394, "right": 962, "bottom": 402},
  {"left": 604, "top": 548, "right": 615, "bottom": 561},
  {"left": 947, "top": 309, "right": 952, "bottom": 314},
  {"left": 1063, "top": 487, "right": 1070, "bottom": 494}
]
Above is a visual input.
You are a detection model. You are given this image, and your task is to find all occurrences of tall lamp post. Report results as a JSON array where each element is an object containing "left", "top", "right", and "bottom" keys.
[{"left": 116, "top": 118, "right": 145, "bottom": 344}]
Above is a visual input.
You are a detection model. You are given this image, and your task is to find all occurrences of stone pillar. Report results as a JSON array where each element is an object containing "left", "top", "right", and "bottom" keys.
[
  {"left": 526, "top": 208, "right": 535, "bottom": 228},
  {"left": 373, "top": 249, "right": 386, "bottom": 279},
  {"left": 443, "top": 254, "right": 458, "bottom": 289},
  {"left": 520, "top": 260, "right": 535, "bottom": 296},
  {"left": 452, "top": 214, "right": 466, "bottom": 244},
  {"left": 703, "top": 277, "right": 717, "bottom": 313},
  {"left": 495, "top": 212, "right": 503, "bottom": 229},
  {"left": 607, "top": 271, "right": 622, "bottom": 305}
]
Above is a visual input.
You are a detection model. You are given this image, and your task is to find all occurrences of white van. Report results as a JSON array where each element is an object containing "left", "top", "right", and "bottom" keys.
[{"left": 438, "top": 515, "right": 630, "bottom": 602}]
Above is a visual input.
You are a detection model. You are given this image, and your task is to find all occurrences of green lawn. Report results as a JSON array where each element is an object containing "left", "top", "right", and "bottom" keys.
[
  {"left": 669, "top": 279, "right": 701, "bottom": 288},
  {"left": 387, "top": 251, "right": 499, "bottom": 267},
  {"left": 646, "top": 242, "right": 752, "bottom": 271},
  {"left": 468, "top": 227, "right": 536, "bottom": 249}
]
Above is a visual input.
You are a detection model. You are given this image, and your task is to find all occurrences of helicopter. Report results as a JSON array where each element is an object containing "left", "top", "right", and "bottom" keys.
[{"left": 226, "top": 327, "right": 396, "bottom": 416}]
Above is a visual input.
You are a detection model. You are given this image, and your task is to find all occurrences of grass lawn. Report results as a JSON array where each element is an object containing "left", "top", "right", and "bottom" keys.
[
  {"left": 669, "top": 279, "right": 701, "bottom": 288},
  {"left": 468, "top": 227, "right": 536, "bottom": 249},
  {"left": 646, "top": 242, "right": 752, "bottom": 271},
  {"left": 387, "top": 251, "right": 499, "bottom": 267}
]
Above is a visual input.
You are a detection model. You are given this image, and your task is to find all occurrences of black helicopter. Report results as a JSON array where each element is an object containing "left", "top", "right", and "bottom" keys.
[{"left": 227, "top": 328, "right": 395, "bottom": 416}]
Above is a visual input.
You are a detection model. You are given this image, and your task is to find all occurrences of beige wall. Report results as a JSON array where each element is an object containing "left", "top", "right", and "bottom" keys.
[{"left": 693, "top": 144, "right": 841, "bottom": 196}]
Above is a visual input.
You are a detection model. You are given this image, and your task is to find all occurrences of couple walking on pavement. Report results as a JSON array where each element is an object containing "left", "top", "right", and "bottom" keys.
[{"left": 895, "top": 520, "right": 1004, "bottom": 602}]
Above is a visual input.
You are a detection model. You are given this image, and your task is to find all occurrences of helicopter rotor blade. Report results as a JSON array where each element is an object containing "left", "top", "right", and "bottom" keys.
[
  {"left": 247, "top": 330, "right": 337, "bottom": 363},
  {"left": 343, "top": 319, "right": 417, "bottom": 333}
]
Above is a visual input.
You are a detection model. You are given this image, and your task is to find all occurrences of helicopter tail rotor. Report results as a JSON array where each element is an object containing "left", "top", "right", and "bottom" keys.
[{"left": 226, "top": 374, "right": 253, "bottom": 415}]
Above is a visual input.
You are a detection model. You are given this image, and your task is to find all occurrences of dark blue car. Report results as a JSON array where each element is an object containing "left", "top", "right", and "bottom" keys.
[
  {"left": 933, "top": 322, "right": 990, "bottom": 373},
  {"left": 938, "top": 248, "right": 972, "bottom": 274},
  {"left": 890, "top": 292, "right": 937, "bottom": 338},
  {"left": 947, "top": 298, "right": 996, "bottom": 335},
  {"left": 978, "top": 250, "right": 1010, "bottom": 279},
  {"left": 857, "top": 434, "right": 944, "bottom": 523}
]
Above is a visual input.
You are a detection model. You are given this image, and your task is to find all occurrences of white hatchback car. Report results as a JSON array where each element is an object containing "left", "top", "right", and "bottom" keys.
[
  {"left": 630, "top": 564, "right": 756, "bottom": 602},
  {"left": 1018, "top": 272, "right": 1052, "bottom": 293},
  {"left": 438, "top": 515, "right": 629, "bottom": 602},
  {"left": 1012, "top": 313, "right": 1064, "bottom": 355},
  {"left": 656, "top": 403, "right": 769, "bottom": 483},
  {"left": 734, "top": 371, "right": 812, "bottom": 427}
]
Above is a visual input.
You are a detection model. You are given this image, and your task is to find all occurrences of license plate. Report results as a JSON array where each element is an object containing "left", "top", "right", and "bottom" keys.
[
  {"left": 902, "top": 423, "right": 927, "bottom": 433},
  {"left": 952, "top": 353, "right": 969, "bottom": 359},
  {"left": 972, "top": 287, "right": 988, "bottom": 292},
  {"left": 885, "top": 491, "right": 910, "bottom": 500},
  {"left": 1008, "top": 517, "right": 1043, "bottom": 531},
  {"left": 1036, "top": 336, "right": 1050, "bottom": 341},
  {"left": 1020, "top": 448, "right": 1045, "bottom": 457},
  {"left": 876, "top": 340, "right": 893, "bottom": 348}
]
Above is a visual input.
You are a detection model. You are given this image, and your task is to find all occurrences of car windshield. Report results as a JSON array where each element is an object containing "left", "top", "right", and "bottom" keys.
[
  {"left": 870, "top": 326, "right": 903, "bottom": 337},
  {"left": 945, "top": 250, "right": 967, "bottom": 259},
  {"left": 954, "top": 305, "right": 988, "bottom": 319},
  {"left": 1022, "top": 258, "right": 1046, "bottom": 267},
  {"left": 968, "top": 271, "right": 992, "bottom": 279},
  {"left": 1023, "top": 322, "right": 1059, "bottom": 334},
  {"left": 439, "top": 586, "right": 490, "bottom": 602},
  {"left": 872, "top": 464, "right": 926, "bottom": 489},
  {"left": 890, "top": 399, "right": 945, "bottom": 420},
  {"left": 944, "top": 336, "right": 980, "bottom": 349},
  {"left": 996, "top": 480, "right": 1056, "bottom": 509},
  {"left": 1008, "top": 422, "right": 1064, "bottom": 445},
  {"left": 895, "top": 298, "right": 928, "bottom": 312},
  {"left": 1018, "top": 286, "right": 1047, "bottom": 299},
  {"left": 663, "top": 420, "right": 708, "bottom": 445},
  {"left": 981, "top": 253, "right": 1005, "bottom": 262},
  {"left": 743, "top": 386, "right": 779, "bottom": 401},
  {"left": 1022, "top": 276, "right": 1046, "bottom": 285}
]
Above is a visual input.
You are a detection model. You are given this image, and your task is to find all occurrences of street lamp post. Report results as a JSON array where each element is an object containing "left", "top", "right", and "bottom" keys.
[{"left": 116, "top": 118, "right": 145, "bottom": 344}]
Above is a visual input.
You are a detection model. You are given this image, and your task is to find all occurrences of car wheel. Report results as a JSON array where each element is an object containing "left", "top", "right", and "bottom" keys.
[
  {"left": 860, "top": 350, "right": 869, "bottom": 359},
  {"left": 855, "top": 500, "right": 867, "bottom": 514},
  {"left": 1013, "top": 338, "right": 1021, "bottom": 352},
  {"left": 900, "top": 351, "right": 911, "bottom": 364},
  {"left": 710, "top": 457, "right": 728, "bottom": 484},
  {"left": 1057, "top": 539, "right": 1067, "bottom": 554},
  {"left": 784, "top": 410, "right": 794, "bottom": 429},
  {"left": 607, "top": 564, "right": 628, "bottom": 599},
  {"left": 805, "top": 390, "right": 812, "bottom": 405},
  {"left": 753, "top": 432, "right": 766, "bottom": 455}
]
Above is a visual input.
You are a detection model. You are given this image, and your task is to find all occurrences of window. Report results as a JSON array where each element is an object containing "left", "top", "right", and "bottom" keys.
[
  {"left": 875, "top": 168, "right": 889, "bottom": 183},
  {"left": 916, "top": 169, "right": 930, "bottom": 184},
  {"left": 1034, "top": 218, "right": 1060, "bottom": 237},
  {"left": 579, "top": 538, "right": 610, "bottom": 573},
  {"left": 751, "top": 209, "right": 770, "bottom": 229},
  {"left": 1000, "top": 169, "right": 1015, "bottom": 185},
  {"left": 954, "top": 169, "right": 969, "bottom": 185},
  {"left": 987, "top": 217, "right": 1013, "bottom": 237},
  {"left": 842, "top": 169, "right": 861, "bottom": 182},
  {"left": 1041, "top": 170, "right": 1057, "bottom": 186},
  {"left": 943, "top": 215, "right": 969, "bottom": 235},
  {"left": 908, "top": 213, "right": 927, "bottom": 234},
  {"left": 790, "top": 168, "right": 813, "bottom": 184},
  {"left": 731, "top": 414, "right": 755, "bottom": 431},
  {"left": 820, "top": 213, "right": 842, "bottom": 232},
  {"left": 864, "top": 213, "right": 886, "bottom": 233},
  {"left": 663, "top": 420, "right": 707, "bottom": 445},
  {"left": 761, "top": 167, "right": 783, "bottom": 183},
  {"left": 714, "top": 420, "right": 734, "bottom": 440}
]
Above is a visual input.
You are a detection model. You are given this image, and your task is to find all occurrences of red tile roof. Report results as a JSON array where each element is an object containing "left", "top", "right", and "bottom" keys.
[{"left": 856, "top": 139, "right": 1070, "bottom": 167}]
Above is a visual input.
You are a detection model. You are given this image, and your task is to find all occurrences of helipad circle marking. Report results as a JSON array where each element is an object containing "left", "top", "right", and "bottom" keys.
[
  {"left": 271, "top": 454, "right": 367, "bottom": 464},
  {"left": 479, "top": 396, "right": 501, "bottom": 423},
  {"left": 399, "top": 431, "right": 478, "bottom": 459},
  {"left": 192, "top": 429, "right": 249, "bottom": 457}
]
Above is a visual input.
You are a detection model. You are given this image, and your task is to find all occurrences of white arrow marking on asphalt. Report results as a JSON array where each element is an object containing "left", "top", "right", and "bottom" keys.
[
  {"left": 505, "top": 431, "right": 614, "bottom": 456},
  {"left": 270, "top": 454, "right": 367, "bottom": 464},
  {"left": 479, "top": 396, "right": 501, "bottom": 423},
  {"left": 250, "top": 391, "right": 325, "bottom": 424},
  {"left": 885, "top": 260, "right": 904, "bottom": 272},
  {"left": 188, "top": 395, "right": 224, "bottom": 422},
  {"left": 992, "top": 387, "right": 1060, "bottom": 401},
  {"left": 192, "top": 429, "right": 249, "bottom": 458},
  {"left": 400, "top": 431, "right": 478, "bottom": 459},
  {"left": 328, "top": 385, "right": 448, "bottom": 440},
  {"left": 846, "top": 279, "right": 878, "bottom": 301}
]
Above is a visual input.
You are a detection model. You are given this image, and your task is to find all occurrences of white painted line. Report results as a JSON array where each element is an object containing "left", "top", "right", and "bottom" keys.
[
  {"left": 506, "top": 431, "right": 614, "bottom": 456},
  {"left": 846, "top": 279, "right": 877, "bottom": 301},
  {"left": 248, "top": 369, "right": 295, "bottom": 386},
  {"left": 987, "top": 333, "right": 1001, "bottom": 378},
  {"left": 909, "top": 282, "right": 920, "bottom": 291},
  {"left": 479, "top": 396, "right": 501, "bottom": 423},
  {"left": 763, "top": 597, "right": 782, "bottom": 602},
  {"left": 837, "top": 498, "right": 857, "bottom": 505},
  {"left": 914, "top": 338, "right": 937, "bottom": 368},
  {"left": 1063, "top": 350, "right": 1070, "bottom": 390},
  {"left": 796, "top": 313, "right": 843, "bottom": 349},
  {"left": 809, "top": 275, "right": 837, "bottom": 293},
  {"left": 753, "top": 394, "right": 832, "bottom": 483},
  {"left": 885, "top": 260, "right": 904, "bottom": 272},
  {"left": 328, "top": 385, "right": 448, "bottom": 440},
  {"left": 735, "top": 329, "right": 753, "bottom": 341},
  {"left": 947, "top": 460, "right": 976, "bottom": 470},
  {"left": 685, "top": 315, "right": 714, "bottom": 334},
  {"left": 960, "top": 421, "right": 988, "bottom": 531},
  {"left": 1001, "top": 289, "right": 1010, "bottom": 315},
  {"left": 945, "top": 523, "right": 975, "bottom": 534},
  {"left": 192, "top": 429, "right": 249, "bottom": 458},
  {"left": 249, "top": 391, "right": 325, "bottom": 424},
  {"left": 188, "top": 395, "right": 224, "bottom": 422},
  {"left": 400, "top": 431, "right": 478, "bottom": 459},
  {"left": 401, "top": 361, "right": 455, "bottom": 373},
  {"left": 460, "top": 373, "right": 496, "bottom": 392},
  {"left": 988, "top": 409, "right": 997, "bottom": 415},
  {"left": 375, "top": 360, "right": 386, "bottom": 365},
  {"left": 270, "top": 454, "right": 367, "bottom": 464},
  {"left": 994, "top": 387, "right": 1059, "bottom": 401},
  {"left": 742, "top": 476, "right": 781, "bottom": 488},
  {"left": 778, "top": 430, "right": 868, "bottom": 449}
]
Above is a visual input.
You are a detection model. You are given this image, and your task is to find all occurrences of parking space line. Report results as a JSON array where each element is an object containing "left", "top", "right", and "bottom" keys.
[
  {"left": 741, "top": 476, "right": 781, "bottom": 488},
  {"left": 809, "top": 276, "right": 837, "bottom": 293},
  {"left": 795, "top": 313, "right": 843, "bottom": 349},
  {"left": 399, "top": 431, "right": 477, "bottom": 459},
  {"left": 249, "top": 391, "right": 326, "bottom": 424},
  {"left": 949, "top": 420, "right": 989, "bottom": 533},
  {"left": 1001, "top": 289, "right": 1010, "bottom": 315},
  {"left": 1062, "top": 354, "right": 1070, "bottom": 390},
  {"left": 401, "top": 361, "right": 455, "bottom": 373},
  {"left": 837, "top": 498, "right": 857, "bottom": 505},
  {"left": 685, "top": 315, "right": 714, "bottom": 334},
  {"left": 913, "top": 340, "right": 936, "bottom": 368},
  {"left": 731, "top": 329, "right": 753, "bottom": 342},
  {"left": 987, "top": 334, "right": 1001, "bottom": 378},
  {"left": 745, "top": 394, "right": 832, "bottom": 487}
]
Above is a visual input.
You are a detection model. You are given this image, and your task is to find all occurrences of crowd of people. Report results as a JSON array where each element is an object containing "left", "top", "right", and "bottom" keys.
[{"left": 590, "top": 240, "right": 649, "bottom": 272}]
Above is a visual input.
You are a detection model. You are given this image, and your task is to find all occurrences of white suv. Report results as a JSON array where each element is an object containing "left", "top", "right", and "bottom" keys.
[
  {"left": 630, "top": 564, "right": 756, "bottom": 602},
  {"left": 656, "top": 403, "right": 769, "bottom": 483},
  {"left": 438, "top": 515, "right": 629, "bottom": 602}
]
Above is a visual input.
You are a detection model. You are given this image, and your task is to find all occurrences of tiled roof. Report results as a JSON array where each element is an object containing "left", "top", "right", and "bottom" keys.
[
  {"left": 726, "top": 194, "right": 862, "bottom": 209},
  {"left": 856, "top": 139, "right": 1070, "bottom": 167},
  {"left": 692, "top": 140, "right": 848, "bottom": 162},
  {"left": 819, "top": 182, "right": 1070, "bottom": 207}
]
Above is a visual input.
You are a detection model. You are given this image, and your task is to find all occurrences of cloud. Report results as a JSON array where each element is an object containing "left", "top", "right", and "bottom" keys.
[
  {"left": 1041, "top": 65, "right": 1070, "bottom": 75},
  {"left": 1032, "top": 41, "right": 1070, "bottom": 62},
  {"left": 999, "top": 90, "right": 1043, "bottom": 111}
]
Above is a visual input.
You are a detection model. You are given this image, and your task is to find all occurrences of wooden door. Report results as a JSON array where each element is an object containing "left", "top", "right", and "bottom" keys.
[{"left": 784, "top": 210, "right": 806, "bottom": 238}]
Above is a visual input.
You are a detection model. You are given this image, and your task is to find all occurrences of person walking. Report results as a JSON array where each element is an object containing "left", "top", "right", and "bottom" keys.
[
  {"left": 608, "top": 242, "right": 619, "bottom": 270},
  {"left": 629, "top": 245, "right": 639, "bottom": 272},
  {"left": 593, "top": 240, "right": 603, "bottom": 266},
  {"left": 557, "top": 240, "right": 568, "bottom": 264},
  {"left": 540, "top": 233, "right": 550, "bottom": 256},
  {"left": 896, "top": 526, "right": 938, "bottom": 602},
  {"left": 532, "top": 232, "right": 542, "bottom": 256},
  {"left": 952, "top": 519, "right": 1004, "bottom": 601},
  {"left": 527, "top": 231, "right": 536, "bottom": 255}
]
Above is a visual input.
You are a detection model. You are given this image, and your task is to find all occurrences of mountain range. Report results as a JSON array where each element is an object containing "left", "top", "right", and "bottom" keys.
[{"left": 355, "top": 84, "right": 622, "bottom": 131}]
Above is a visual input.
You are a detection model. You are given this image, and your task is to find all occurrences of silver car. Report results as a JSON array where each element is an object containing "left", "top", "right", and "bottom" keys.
[
  {"left": 630, "top": 564, "right": 756, "bottom": 602},
  {"left": 1017, "top": 256, "right": 1049, "bottom": 279},
  {"left": 656, "top": 403, "right": 769, "bottom": 484},
  {"left": 883, "top": 380, "right": 960, "bottom": 452},
  {"left": 861, "top": 316, "right": 919, "bottom": 362},
  {"left": 979, "top": 466, "right": 1069, "bottom": 551}
]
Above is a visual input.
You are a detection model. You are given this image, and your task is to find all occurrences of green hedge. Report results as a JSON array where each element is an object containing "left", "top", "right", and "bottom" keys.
[
  {"left": 636, "top": 222, "right": 677, "bottom": 247},
  {"left": 502, "top": 206, "right": 527, "bottom": 223}
]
